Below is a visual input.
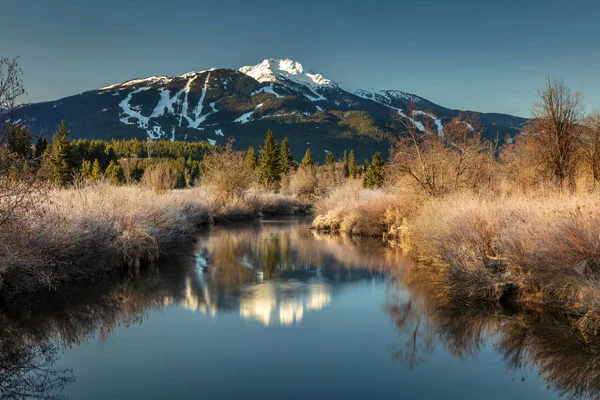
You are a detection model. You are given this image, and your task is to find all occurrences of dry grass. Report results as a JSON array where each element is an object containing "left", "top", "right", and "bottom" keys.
[
  {"left": 312, "top": 182, "right": 600, "bottom": 330},
  {"left": 406, "top": 191, "right": 600, "bottom": 326},
  {"left": 311, "top": 180, "right": 423, "bottom": 236},
  {"left": 0, "top": 182, "right": 302, "bottom": 296}
]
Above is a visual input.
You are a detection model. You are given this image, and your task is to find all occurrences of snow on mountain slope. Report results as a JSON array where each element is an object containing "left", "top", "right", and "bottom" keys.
[
  {"left": 239, "top": 59, "right": 334, "bottom": 87},
  {"left": 13, "top": 58, "right": 527, "bottom": 159}
]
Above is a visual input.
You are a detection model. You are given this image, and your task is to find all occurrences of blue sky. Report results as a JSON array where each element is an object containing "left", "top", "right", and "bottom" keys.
[{"left": 2, "top": 0, "right": 599, "bottom": 117}]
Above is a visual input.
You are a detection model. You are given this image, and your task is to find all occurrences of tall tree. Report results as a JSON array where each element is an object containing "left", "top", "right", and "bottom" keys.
[
  {"left": 342, "top": 149, "right": 349, "bottom": 177},
  {"left": 80, "top": 159, "right": 92, "bottom": 179},
  {"left": 279, "top": 137, "right": 295, "bottom": 175},
  {"left": 258, "top": 129, "right": 281, "bottom": 189},
  {"left": 300, "top": 148, "right": 314, "bottom": 169},
  {"left": 34, "top": 137, "right": 49, "bottom": 159},
  {"left": 348, "top": 149, "right": 357, "bottom": 178},
  {"left": 325, "top": 150, "right": 334, "bottom": 166},
  {"left": 7, "top": 123, "right": 32, "bottom": 158},
  {"left": 244, "top": 146, "right": 258, "bottom": 171},
  {"left": 104, "top": 160, "right": 124, "bottom": 185},
  {"left": 46, "top": 120, "right": 77, "bottom": 186},
  {"left": 91, "top": 159, "right": 102, "bottom": 182},
  {"left": 526, "top": 76, "right": 584, "bottom": 189},
  {"left": 362, "top": 152, "right": 385, "bottom": 189}
]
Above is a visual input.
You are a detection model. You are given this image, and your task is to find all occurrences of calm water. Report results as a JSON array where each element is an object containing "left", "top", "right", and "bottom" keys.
[{"left": 1, "top": 217, "right": 597, "bottom": 399}]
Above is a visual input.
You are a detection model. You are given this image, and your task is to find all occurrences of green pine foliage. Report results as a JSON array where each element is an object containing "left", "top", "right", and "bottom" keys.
[
  {"left": 348, "top": 149, "right": 357, "bottom": 178},
  {"left": 300, "top": 148, "right": 315, "bottom": 169},
  {"left": 34, "top": 137, "right": 49, "bottom": 159},
  {"left": 104, "top": 160, "right": 125, "bottom": 185},
  {"left": 342, "top": 149, "right": 349, "bottom": 177},
  {"left": 91, "top": 159, "right": 103, "bottom": 182},
  {"left": 80, "top": 159, "right": 92, "bottom": 179},
  {"left": 258, "top": 129, "right": 281, "bottom": 189},
  {"left": 46, "top": 121, "right": 78, "bottom": 186},
  {"left": 325, "top": 150, "right": 334, "bottom": 166},
  {"left": 362, "top": 152, "right": 386, "bottom": 189},
  {"left": 245, "top": 146, "right": 258, "bottom": 171},
  {"left": 7, "top": 123, "right": 33, "bottom": 158},
  {"left": 279, "top": 137, "right": 295, "bottom": 175}
]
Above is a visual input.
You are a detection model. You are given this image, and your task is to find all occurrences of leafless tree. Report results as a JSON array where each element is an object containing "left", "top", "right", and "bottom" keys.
[
  {"left": 0, "top": 57, "right": 45, "bottom": 229},
  {"left": 525, "top": 76, "right": 584, "bottom": 189},
  {"left": 390, "top": 110, "right": 495, "bottom": 197},
  {"left": 579, "top": 111, "right": 600, "bottom": 185}
]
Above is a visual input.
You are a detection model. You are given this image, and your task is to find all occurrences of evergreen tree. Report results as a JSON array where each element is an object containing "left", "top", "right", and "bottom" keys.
[
  {"left": 362, "top": 158, "right": 369, "bottom": 175},
  {"left": 80, "top": 159, "right": 92, "bottom": 179},
  {"left": 104, "top": 160, "right": 124, "bottom": 185},
  {"left": 258, "top": 129, "right": 281, "bottom": 189},
  {"left": 47, "top": 120, "right": 77, "bottom": 186},
  {"left": 348, "top": 149, "right": 357, "bottom": 178},
  {"left": 279, "top": 137, "right": 295, "bottom": 175},
  {"left": 342, "top": 149, "right": 349, "bottom": 177},
  {"left": 34, "top": 137, "right": 49, "bottom": 159},
  {"left": 325, "top": 150, "right": 334, "bottom": 166},
  {"left": 91, "top": 159, "right": 103, "bottom": 182},
  {"left": 300, "top": 148, "right": 314, "bottom": 169},
  {"left": 7, "top": 124, "right": 32, "bottom": 158},
  {"left": 362, "top": 152, "right": 386, "bottom": 189},
  {"left": 245, "top": 146, "right": 258, "bottom": 171}
]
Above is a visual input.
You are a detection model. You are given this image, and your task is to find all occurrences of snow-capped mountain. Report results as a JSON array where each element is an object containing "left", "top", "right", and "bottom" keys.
[{"left": 12, "top": 58, "right": 526, "bottom": 161}]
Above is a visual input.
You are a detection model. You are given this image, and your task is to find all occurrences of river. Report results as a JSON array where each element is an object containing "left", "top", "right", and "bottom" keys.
[{"left": 1, "top": 217, "right": 596, "bottom": 399}]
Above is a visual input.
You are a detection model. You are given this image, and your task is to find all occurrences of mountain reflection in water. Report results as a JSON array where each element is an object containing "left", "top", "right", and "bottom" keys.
[{"left": 0, "top": 217, "right": 599, "bottom": 399}]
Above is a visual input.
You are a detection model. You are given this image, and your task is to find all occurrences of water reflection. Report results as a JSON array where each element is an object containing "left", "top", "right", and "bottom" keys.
[
  {"left": 0, "top": 217, "right": 599, "bottom": 399},
  {"left": 387, "top": 260, "right": 600, "bottom": 399},
  {"left": 164, "top": 219, "right": 389, "bottom": 326}
]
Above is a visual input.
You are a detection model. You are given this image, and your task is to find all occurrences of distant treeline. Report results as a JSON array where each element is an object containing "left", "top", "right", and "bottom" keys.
[{"left": 5, "top": 120, "right": 379, "bottom": 189}]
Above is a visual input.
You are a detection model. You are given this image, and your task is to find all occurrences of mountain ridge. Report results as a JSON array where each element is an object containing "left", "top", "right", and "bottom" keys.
[{"left": 9, "top": 58, "right": 527, "bottom": 161}]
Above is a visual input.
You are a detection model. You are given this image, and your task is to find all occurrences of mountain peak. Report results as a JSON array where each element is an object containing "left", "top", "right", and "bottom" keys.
[{"left": 239, "top": 58, "right": 334, "bottom": 87}]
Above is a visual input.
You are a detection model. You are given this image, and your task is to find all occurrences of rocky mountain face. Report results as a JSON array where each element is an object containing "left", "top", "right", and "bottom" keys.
[{"left": 12, "top": 58, "right": 526, "bottom": 161}]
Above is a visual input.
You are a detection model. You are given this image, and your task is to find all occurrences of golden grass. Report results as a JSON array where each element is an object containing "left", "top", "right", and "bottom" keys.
[
  {"left": 312, "top": 184, "right": 600, "bottom": 329},
  {"left": 0, "top": 182, "right": 302, "bottom": 296},
  {"left": 312, "top": 180, "right": 423, "bottom": 236}
]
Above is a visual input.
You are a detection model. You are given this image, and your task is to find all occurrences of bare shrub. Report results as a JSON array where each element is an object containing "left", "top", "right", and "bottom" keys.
[
  {"left": 390, "top": 112, "right": 495, "bottom": 197},
  {"left": 141, "top": 162, "right": 177, "bottom": 193},
  {"left": 521, "top": 77, "right": 584, "bottom": 189},
  {"left": 287, "top": 163, "right": 345, "bottom": 202},
  {"left": 201, "top": 144, "right": 252, "bottom": 205},
  {"left": 289, "top": 164, "right": 320, "bottom": 201}
]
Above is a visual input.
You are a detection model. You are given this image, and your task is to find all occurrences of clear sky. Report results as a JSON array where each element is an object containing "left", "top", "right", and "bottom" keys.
[{"left": 2, "top": 0, "right": 599, "bottom": 117}]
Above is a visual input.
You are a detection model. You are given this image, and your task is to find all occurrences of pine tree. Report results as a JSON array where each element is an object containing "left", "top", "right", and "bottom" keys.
[
  {"left": 362, "top": 158, "right": 369, "bottom": 175},
  {"left": 80, "top": 159, "right": 92, "bottom": 179},
  {"left": 104, "top": 160, "right": 124, "bottom": 185},
  {"left": 300, "top": 148, "right": 314, "bottom": 169},
  {"left": 7, "top": 124, "right": 32, "bottom": 158},
  {"left": 47, "top": 120, "right": 77, "bottom": 186},
  {"left": 91, "top": 159, "right": 103, "bottom": 182},
  {"left": 362, "top": 152, "right": 386, "bottom": 189},
  {"left": 245, "top": 146, "right": 258, "bottom": 171},
  {"left": 34, "top": 137, "right": 49, "bottom": 159},
  {"left": 325, "top": 150, "right": 334, "bottom": 166},
  {"left": 279, "top": 137, "right": 295, "bottom": 175},
  {"left": 342, "top": 149, "right": 349, "bottom": 177},
  {"left": 258, "top": 129, "right": 281, "bottom": 189},
  {"left": 348, "top": 149, "right": 357, "bottom": 178}
]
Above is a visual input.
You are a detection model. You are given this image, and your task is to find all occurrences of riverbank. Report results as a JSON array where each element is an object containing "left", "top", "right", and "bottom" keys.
[
  {"left": 0, "top": 183, "right": 307, "bottom": 297},
  {"left": 311, "top": 184, "right": 600, "bottom": 334}
]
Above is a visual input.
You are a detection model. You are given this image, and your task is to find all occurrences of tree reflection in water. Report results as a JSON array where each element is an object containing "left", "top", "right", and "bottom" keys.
[
  {"left": 386, "top": 258, "right": 600, "bottom": 399},
  {"left": 1, "top": 217, "right": 600, "bottom": 399}
]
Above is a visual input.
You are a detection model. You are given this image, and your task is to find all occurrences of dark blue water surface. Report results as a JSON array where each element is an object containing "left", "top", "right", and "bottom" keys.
[{"left": 3, "top": 217, "right": 595, "bottom": 399}]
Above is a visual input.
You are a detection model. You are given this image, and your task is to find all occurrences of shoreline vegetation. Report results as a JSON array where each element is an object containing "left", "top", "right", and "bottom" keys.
[{"left": 3, "top": 58, "right": 600, "bottom": 336}]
